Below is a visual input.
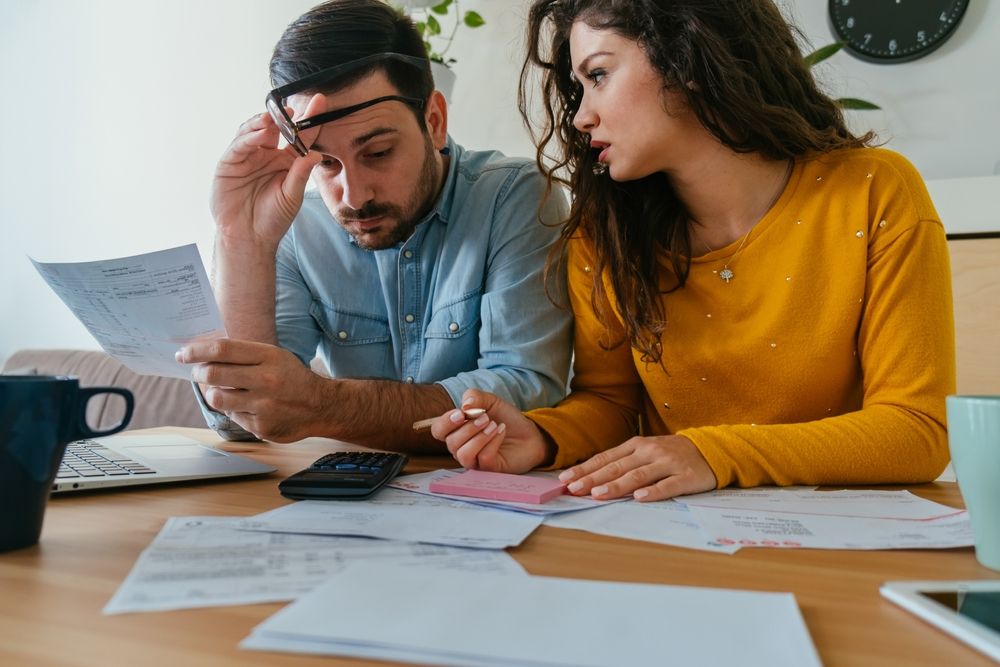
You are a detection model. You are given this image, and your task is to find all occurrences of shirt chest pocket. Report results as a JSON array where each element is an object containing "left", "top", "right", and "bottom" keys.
[
  {"left": 311, "top": 302, "right": 391, "bottom": 347},
  {"left": 425, "top": 291, "right": 481, "bottom": 340}
]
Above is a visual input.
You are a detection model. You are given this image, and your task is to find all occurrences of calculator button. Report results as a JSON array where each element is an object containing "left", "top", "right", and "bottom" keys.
[{"left": 335, "top": 463, "right": 358, "bottom": 470}]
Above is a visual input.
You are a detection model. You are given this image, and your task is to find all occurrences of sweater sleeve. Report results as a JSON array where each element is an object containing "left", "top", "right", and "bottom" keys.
[
  {"left": 680, "top": 218, "right": 955, "bottom": 487},
  {"left": 526, "top": 236, "right": 642, "bottom": 469}
]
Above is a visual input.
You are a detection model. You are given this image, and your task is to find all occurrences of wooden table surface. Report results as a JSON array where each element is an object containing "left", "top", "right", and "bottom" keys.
[{"left": 1, "top": 427, "right": 998, "bottom": 667}]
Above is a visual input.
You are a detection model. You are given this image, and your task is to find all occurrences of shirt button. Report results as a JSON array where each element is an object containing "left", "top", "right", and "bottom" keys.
[
  {"left": 403, "top": 249, "right": 414, "bottom": 259},
  {"left": 405, "top": 314, "right": 415, "bottom": 323},
  {"left": 405, "top": 376, "right": 414, "bottom": 383},
  {"left": 337, "top": 331, "right": 348, "bottom": 340},
  {"left": 448, "top": 322, "right": 459, "bottom": 332}
]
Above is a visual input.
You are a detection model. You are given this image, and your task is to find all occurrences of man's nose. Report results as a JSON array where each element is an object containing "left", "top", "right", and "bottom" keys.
[{"left": 340, "top": 169, "right": 376, "bottom": 211}]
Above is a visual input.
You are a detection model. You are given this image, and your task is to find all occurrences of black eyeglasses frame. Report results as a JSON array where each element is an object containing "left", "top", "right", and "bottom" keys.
[{"left": 265, "top": 52, "right": 431, "bottom": 156}]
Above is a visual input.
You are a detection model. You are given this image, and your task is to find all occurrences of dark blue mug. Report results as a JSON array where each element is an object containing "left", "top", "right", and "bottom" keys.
[{"left": 1, "top": 375, "right": 134, "bottom": 552}]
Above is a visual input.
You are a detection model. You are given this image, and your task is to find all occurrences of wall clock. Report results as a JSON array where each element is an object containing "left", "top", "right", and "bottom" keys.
[{"left": 828, "top": 0, "right": 971, "bottom": 64}]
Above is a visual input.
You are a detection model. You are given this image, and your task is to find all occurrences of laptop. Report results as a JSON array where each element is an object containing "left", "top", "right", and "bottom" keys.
[{"left": 52, "top": 433, "right": 276, "bottom": 493}]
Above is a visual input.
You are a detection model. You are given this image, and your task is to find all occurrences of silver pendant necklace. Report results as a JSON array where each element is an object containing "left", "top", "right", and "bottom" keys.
[
  {"left": 714, "top": 230, "right": 752, "bottom": 284},
  {"left": 698, "top": 159, "right": 793, "bottom": 285}
]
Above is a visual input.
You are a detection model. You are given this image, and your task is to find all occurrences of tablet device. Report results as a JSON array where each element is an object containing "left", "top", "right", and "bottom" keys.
[{"left": 881, "top": 580, "right": 1000, "bottom": 662}]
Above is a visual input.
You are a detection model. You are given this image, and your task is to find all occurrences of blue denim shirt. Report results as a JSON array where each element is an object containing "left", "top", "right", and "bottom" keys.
[{"left": 199, "top": 138, "right": 572, "bottom": 439}]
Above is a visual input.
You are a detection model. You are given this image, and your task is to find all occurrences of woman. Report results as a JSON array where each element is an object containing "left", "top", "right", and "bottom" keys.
[{"left": 430, "top": 0, "right": 954, "bottom": 502}]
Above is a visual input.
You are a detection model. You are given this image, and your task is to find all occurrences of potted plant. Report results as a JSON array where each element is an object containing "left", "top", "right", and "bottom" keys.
[
  {"left": 394, "top": 0, "right": 486, "bottom": 100},
  {"left": 804, "top": 42, "right": 880, "bottom": 110}
]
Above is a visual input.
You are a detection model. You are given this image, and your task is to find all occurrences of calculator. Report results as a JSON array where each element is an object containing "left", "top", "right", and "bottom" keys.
[{"left": 278, "top": 451, "right": 408, "bottom": 500}]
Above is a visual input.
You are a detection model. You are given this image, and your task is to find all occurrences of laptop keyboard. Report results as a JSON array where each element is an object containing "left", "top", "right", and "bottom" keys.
[{"left": 57, "top": 439, "right": 157, "bottom": 480}]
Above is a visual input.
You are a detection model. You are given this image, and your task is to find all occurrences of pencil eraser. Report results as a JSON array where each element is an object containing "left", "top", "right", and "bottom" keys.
[{"left": 429, "top": 470, "right": 565, "bottom": 504}]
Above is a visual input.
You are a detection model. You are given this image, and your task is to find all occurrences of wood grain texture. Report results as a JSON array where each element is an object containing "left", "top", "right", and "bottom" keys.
[
  {"left": 1, "top": 428, "right": 998, "bottom": 667},
  {"left": 950, "top": 237, "right": 1000, "bottom": 394}
]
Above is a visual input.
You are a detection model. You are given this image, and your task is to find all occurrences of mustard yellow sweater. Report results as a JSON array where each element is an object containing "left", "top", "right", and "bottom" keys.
[{"left": 529, "top": 148, "right": 955, "bottom": 487}]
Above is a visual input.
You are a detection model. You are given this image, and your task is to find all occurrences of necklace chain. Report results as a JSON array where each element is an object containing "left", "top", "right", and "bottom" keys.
[
  {"left": 698, "top": 159, "right": 793, "bottom": 285},
  {"left": 711, "top": 230, "right": 753, "bottom": 284}
]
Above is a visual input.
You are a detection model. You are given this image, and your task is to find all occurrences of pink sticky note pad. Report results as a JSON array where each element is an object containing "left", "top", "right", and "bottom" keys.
[{"left": 429, "top": 470, "right": 566, "bottom": 504}]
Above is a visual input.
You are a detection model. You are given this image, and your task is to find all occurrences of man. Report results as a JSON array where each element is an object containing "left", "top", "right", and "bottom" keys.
[{"left": 176, "top": 0, "right": 572, "bottom": 451}]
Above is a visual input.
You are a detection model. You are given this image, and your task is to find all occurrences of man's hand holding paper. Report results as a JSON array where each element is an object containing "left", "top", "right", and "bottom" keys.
[{"left": 177, "top": 339, "right": 325, "bottom": 443}]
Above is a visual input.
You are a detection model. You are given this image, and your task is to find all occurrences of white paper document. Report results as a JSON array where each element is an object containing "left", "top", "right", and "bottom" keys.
[
  {"left": 680, "top": 488, "right": 972, "bottom": 549},
  {"left": 242, "top": 562, "right": 822, "bottom": 667},
  {"left": 240, "top": 487, "right": 544, "bottom": 549},
  {"left": 680, "top": 487, "right": 964, "bottom": 520},
  {"left": 389, "top": 469, "right": 627, "bottom": 516},
  {"left": 104, "top": 516, "right": 525, "bottom": 614},
  {"left": 544, "top": 499, "right": 740, "bottom": 554},
  {"left": 31, "top": 243, "right": 225, "bottom": 378}
]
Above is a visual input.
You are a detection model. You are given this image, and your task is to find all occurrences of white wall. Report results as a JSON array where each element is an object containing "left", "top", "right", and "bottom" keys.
[{"left": 2, "top": 0, "right": 998, "bottom": 361}]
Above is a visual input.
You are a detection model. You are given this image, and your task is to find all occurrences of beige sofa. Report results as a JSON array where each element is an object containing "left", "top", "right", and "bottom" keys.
[{"left": 1, "top": 349, "right": 205, "bottom": 431}]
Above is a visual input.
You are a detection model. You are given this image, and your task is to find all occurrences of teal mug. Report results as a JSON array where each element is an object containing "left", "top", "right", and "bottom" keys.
[
  {"left": 946, "top": 395, "right": 1000, "bottom": 571},
  {"left": 1, "top": 376, "right": 134, "bottom": 552}
]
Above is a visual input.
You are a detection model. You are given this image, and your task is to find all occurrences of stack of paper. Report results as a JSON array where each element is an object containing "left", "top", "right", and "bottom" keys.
[{"left": 242, "top": 562, "right": 822, "bottom": 667}]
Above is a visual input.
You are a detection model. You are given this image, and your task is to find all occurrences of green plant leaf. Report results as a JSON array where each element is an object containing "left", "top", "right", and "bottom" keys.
[
  {"left": 804, "top": 42, "right": 844, "bottom": 67},
  {"left": 426, "top": 15, "right": 441, "bottom": 35},
  {"left": 414, "top": 21, "right": 426, "bottom": 37},
  {"left": 836, "top": 97, "right": 882, "bottom": 110},
  {"left": 431, "top": 0, "right": 452, "bottom": 16},
  {"left": 463, "top": 11, "right": 485, "bottom": 28}
]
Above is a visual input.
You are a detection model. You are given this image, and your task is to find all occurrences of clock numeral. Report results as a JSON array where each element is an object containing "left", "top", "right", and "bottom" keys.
[{"left": 830, "top": 0, "right": 968, "bottom": 63}]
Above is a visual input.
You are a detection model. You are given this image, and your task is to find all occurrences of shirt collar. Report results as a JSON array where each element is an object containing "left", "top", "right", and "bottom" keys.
[{"left": 422, "top": 134, "right": 460, "bottom": 227}]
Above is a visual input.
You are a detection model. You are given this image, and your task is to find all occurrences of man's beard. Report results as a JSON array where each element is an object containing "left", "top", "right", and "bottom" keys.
[{"left": 338, "top": 135, "right": 441, "bottom": 251}]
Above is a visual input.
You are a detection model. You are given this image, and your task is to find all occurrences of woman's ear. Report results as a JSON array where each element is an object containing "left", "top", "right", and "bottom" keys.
[{"left": 424, "top": 90, "right": 449, "bottom": 151}]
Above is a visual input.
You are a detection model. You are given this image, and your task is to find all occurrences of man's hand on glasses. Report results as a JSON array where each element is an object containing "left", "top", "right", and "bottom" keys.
[{"left": 209, "top": 94, "right": 325, "bottom": 256}]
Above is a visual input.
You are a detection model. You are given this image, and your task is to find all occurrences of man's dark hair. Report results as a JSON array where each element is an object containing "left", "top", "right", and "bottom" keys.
[{"left": 270, "top": 0, "right": 434, "bottom": 124}]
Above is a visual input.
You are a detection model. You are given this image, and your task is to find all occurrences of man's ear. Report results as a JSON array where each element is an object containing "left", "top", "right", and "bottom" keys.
[{"left": 424, "top": 90, "right": 448, "bottom": 150}]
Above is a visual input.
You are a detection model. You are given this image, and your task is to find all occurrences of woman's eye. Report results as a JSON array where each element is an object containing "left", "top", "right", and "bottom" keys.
[
  {"left": 586, "top": 69, "right": 606, "bottom": 85},
  {"left": 319, "top": 157, "right": 340, "bottom": 170}
]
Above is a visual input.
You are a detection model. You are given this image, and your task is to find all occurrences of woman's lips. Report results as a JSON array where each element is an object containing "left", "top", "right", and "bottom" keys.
[{"left": 591, "top": 141, "right": 610, "bottom": 163}]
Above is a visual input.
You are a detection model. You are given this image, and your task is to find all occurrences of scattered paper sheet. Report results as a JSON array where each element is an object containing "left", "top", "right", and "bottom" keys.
[
  {"left": 544, "top": 500, "right": 740, "bottom": 554},
  {"left": 680, "top": 488, "right": 972, "bottom": 550},
  {"left": 389, "top": 469, "right": 628, "bottom": 516},
  {"left": 241, "top": 562, "right": 822, "bottom": 667},
  {"left": 543, "top": 487, "right": 969, "bottom": 553},
  {"left": 240, "top": 487, "right": 544, "bottom": 549},
  {"left": 688, "top": 506, "right": 972, "bottom": 550},
  {"left": 680, "top": 487, "right": 964, "bottom": 520},
  {"left": 30, "top": 243, "right": 225, "bottom": 378},
  {"left": 104, "top": 516, "right": 524, "bottom": 614}
]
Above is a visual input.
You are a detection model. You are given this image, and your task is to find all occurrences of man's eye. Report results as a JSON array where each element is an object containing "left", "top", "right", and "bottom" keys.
[
  {"left": 319, "top": 158, "right": 340, "bottom": 169},
  {"left": 366, "top": 148, "right": 393, "bottom": 160}
]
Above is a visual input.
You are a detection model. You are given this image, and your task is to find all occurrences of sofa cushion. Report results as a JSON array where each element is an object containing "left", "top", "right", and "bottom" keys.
[{"left": 2, "top": 349, "right": 205, "bottom": 431}]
